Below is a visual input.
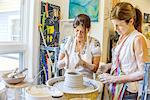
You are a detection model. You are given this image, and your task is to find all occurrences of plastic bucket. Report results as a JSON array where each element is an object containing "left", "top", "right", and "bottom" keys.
[
  {"left": 0, "top": 82, "right": 7, "bottom": 100},
  {"left": 25, "top": 85, "right": 64, "bottom": 100}
]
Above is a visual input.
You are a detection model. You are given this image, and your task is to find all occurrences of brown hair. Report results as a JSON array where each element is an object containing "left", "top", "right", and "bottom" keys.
[
  {"left": 73, "top": 14, "right": 91, "bottom": 30},
  {"left": 111, "top": 2, "right": 142, "bottom": 32}
]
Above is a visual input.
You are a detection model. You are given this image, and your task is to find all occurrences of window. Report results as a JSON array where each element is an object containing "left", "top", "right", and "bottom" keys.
[
  {"left": 8, "top": 15, "right": 21, "bottom": 41},
  {"left": 0, "top": 0, "right": 27, "bottom": 71},
  {"left": 0, "top": 0, "right": 22, "bottom": 42},
  {"left": 0, "top": 53, "right": 22, "bottom": 71}
]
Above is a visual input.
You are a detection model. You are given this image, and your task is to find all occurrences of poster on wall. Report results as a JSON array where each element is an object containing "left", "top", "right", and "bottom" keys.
[
  {"left": 144, "top": 13, "right": 150, "bottom": 23},
  {"left": 69, "top": 0, "right": 99, "bottom": 22}
]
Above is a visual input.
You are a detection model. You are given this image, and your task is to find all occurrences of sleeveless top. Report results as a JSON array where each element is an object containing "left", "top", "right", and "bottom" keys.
[
  {"left": 111, "top": 30, "right": 146, "bottom": 93},
  {"left": 60, "top": 36, "right": 101, "bottom": 78}
]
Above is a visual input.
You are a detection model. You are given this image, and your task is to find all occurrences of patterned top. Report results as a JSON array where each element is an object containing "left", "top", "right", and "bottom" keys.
[{"left": 60, "top": 36, "right": 101, "bottom": 78}]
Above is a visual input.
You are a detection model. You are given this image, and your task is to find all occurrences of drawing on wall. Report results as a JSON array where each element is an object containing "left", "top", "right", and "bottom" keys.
[{"left": 69, "top": 0, "right": 99, "bottom": 22}]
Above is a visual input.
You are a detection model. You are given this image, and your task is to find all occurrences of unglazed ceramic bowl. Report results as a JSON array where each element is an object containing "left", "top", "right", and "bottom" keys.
[{"left": 2, "top": 72, "right": 26, "bottom": 84}]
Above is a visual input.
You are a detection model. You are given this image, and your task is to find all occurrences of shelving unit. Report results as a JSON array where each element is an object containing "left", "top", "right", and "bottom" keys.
[
  {"left": 39, "top": 1, "right": 60, "bottom": 84},
  {"left": 142, "top": 63, "right": 150, "bottom": 100}
]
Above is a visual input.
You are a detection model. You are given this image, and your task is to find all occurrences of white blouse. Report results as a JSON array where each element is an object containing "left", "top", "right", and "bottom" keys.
[
  {"left": 60, "top": 36, "right": 101, "bottom": 78},
  {"left": 111, "top": 30, "right": 146, "bottom": 93}
]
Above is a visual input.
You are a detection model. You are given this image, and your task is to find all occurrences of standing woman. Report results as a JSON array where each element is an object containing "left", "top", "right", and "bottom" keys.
[
  {"left": 99, "top": 2, "right": 148, "bottom": 100},
  {"left": 57, "top": 14, "right": 101, "bottom": 79}
]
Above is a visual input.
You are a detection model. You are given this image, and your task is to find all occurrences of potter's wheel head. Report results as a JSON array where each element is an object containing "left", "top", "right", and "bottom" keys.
[{"left": 46, "top": 76, "right": 101, "bottom": 94}]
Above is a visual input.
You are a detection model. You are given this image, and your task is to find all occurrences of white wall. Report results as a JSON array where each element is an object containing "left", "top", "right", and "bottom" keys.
[
  {"left": 27, "top": 0, "right": 40, "bottom": 79},
  {"left": 121, "top": 0, "right": 150, "bottom": 13}
]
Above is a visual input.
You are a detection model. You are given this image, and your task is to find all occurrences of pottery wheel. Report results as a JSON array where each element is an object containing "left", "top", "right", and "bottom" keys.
[{"left": 46, "top": 76, "right": 100, "bottom": 94}]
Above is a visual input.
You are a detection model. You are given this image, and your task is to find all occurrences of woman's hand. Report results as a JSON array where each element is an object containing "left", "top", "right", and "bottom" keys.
[
  {"left": 64, "top": 50, "right": 69, "bottom": 69},
  {"left": 98, "top": 73, "right": 117, "bottom": 84},
  {"left": 57, "top": 50, "right": 69, "bottom": 69},
  {"left": 74, "top": 53, "right": 96, "bottom": 71},
  {"left": 74, "top": 53, "right": 85, "bottom": 68},
  {"left": 100, "top": 63, "right": 112, "bottom": 73}
]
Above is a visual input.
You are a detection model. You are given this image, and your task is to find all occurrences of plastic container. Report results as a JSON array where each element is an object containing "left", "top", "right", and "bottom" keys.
[
  {"left": 0, "top": 82, "right": 7, "bottom": 100},
  {"left": 25, "top": 85, "right": 64, "bottom": 100}
]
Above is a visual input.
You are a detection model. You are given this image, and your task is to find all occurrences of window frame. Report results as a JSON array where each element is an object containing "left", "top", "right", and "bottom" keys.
[
  {"left": 0, "top": 1, "right": 27, "bottom": 71},
  {"left": 0, "top": 0, "right": 27, "bottom": 64}
]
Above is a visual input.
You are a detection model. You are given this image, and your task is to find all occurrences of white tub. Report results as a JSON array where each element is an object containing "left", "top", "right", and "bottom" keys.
[
  {"left": 0, "top": 82, "right": 7, "bottom": 100},
  {"left": 25, "top": 85, "right": 64, "bottom": 100}
]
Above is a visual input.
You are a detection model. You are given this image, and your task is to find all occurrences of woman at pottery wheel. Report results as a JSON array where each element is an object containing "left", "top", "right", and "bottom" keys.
[{"left": 57, "top": 14, "right": 101, "bottom": 79}]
